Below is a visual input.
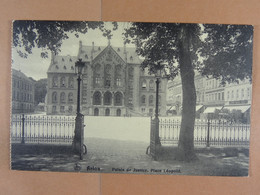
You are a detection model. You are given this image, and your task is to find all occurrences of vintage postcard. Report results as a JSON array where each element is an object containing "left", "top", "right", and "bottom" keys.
[{"left": 11, "top": 20, "right": 253, "bottom": 176}]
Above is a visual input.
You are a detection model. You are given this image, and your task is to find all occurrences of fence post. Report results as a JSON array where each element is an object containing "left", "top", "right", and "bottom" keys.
[
  {"left": 21, "top": 114, "right": 25, "bottom": 144},
  {"left": 206, "top": 118, "right": 210, "bottom": 147}
]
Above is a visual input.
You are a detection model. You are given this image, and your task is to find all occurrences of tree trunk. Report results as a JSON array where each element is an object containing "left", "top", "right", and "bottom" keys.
[{"left": 177, "top": 25, "right": 197, "bottom": 161}]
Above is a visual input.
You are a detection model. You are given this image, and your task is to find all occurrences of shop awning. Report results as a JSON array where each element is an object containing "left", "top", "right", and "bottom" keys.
[
  {"left": 223, "top": 105, "right": 251, "bottom": 113},
  {"left": 167, "top": 106, "right": 176, "bottom": 111},
  {"left": 196, "top": 105, "right": 203, "bottom": 112},
  {"left": 203, "top": 106, "right": 223, "bottom": 114}
]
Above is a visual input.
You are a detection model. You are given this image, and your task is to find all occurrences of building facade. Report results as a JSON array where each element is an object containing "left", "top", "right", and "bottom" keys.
[
  {"left": 166, "top": 73, "right": 252, "bottom": 121},
  {"left": 12, "top": 69, "right": 35, "bottom": 113},
  {"left": 46, "top": 41, "right": 167, "bottom": 116}
]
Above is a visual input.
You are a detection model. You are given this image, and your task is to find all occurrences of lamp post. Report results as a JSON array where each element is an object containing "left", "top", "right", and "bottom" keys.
[
  {"left": 73, "top": 59, "right": 86, "bottom": 160},
  {"left": 154, "top": 69, "right": 162, "bottom": 146}
]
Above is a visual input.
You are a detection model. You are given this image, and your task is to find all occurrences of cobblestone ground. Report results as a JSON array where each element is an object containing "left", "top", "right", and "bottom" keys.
[{"left": 11, "top": 138, "right": 249, "bottom": 176}]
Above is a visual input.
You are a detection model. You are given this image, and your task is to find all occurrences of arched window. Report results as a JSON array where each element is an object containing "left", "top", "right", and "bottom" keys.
[
  {"left": 52, "top": 76, "right": 58, "bottom": 87},
  {"left": 104, "top": 91, "right": 112, "bottom": 105},
  {"left": 116, "top": 109, "right": 121, "bottom": 116},
  {"left": 68, "top": 93, "right": 73, "bottom": 103},
  {"left": 104, "top": 64, "right": 112, "bottom": 87},
  {"left": 52, "top": 92, "right": 57, "bottom": 103},
  {"left": 60, "top": 77, "right": 66, "bottom": 87},
  {"left": 141, "top": 95, "right": 146, "bottom": 104},
  {"left": 141, "top": 80, "right": 147, "bottom": 89},
  {"left": 115, "top": 92, "right": 122, "bottom": 106},
  {"left": 105, "top": 108, "right": 110, "bottom": 116},
  {"left": 94, "top": 108, "right": 99, "bottom": 116},
  {"left": 94, "top": 64, "right": 101, "bottom": 87},
  {"left": 60, "top": 92, "right": 66, "bottom": 103},
  {"left": 68, "top": 77, "right": 74, "bottom": 88},
  {"left": 149, "top": 80, "right": 154, "bottom": 90},
  {"left": 149, "top": 95, "right": 153, "bottom": 106},
  {"left": 93, "top": 91, "right": 101, "bottom": 105},
  {"left": 115, "top": 65, "right": 123, "bottom": 87}
]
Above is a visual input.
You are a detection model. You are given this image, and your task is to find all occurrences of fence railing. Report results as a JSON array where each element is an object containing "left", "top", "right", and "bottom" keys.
[
  {"left": 11, "top": 114, "right": 75, "bottom": 144},
  {"left": 159, "top": 118, "right": 250, "bottom": 147}
]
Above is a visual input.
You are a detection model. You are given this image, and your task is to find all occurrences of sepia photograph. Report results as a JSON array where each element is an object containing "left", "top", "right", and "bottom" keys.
[{"left": 11, "top": 20, "right": 253, "bottom": 176}]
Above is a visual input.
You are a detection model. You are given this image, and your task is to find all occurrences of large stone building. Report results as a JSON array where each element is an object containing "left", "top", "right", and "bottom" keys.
[
  {"left": 46, "top": 41, "right": 167, "bottom": 116},
  {"left": 12, "top": 69, "right": 35, "bottom": 113}
]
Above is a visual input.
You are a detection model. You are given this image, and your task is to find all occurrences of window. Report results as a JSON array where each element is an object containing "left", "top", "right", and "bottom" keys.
[
  {"left": 222, "top": 92, "right": 224, "bottom": 100},
  {"left": 241, "top": 89, "right": 244, "bottom": 98},
  {"left": 116, "top": 78, "right": 121, "bottom": 87},
  {"left": 52, "top": 76, "right": 58, "bottom": 87},
  {"left": 227, "top": 91, "right": 230, "bottom": 100},
  {"left": 236, "top": 89, "right": 239, "bottom": 99},
  {"left": 60, "top": 92, "right": 66, "bottom": 103},
  {"left": 149, "top": 80, "right": 154, "bottom": 90},
  {"left": 141, "top": 95, "right": 146, "bottom": 104},
  {"left": 105, "top": 108, "right": 110, "bottom": 116},
  {"left": 93, "top": 91, "right": 101, "bottom": 105},
  {"left": 61, "top": 77, "right": 66, "bottom": 87},
  {"left": 141, "top": 80, "right": 146, "bottom": 89},
  {"left": 104, "top": 92, "right": 112, "bottom": 105},
  {"left": 94, "top": 108, "right": 99, "bottom": 116},
  {"left": 52, "top": 92, "right": 57, "bottom": 103},
  {"left": 141, "top": 108, "right": 145, "bottom": 113},
  {"left": 115, "top": 92, "right": 122, "bottom": 106},
  {"left": 149, "top": 95, "right": 153, "bottom": 106},
  {"left": 116, "top": 109, "right": 121, "bottom": 116},
  {"left": 68, "top": 106, "right": 73, "bottom": 113},
  {"left": 231, "top": 90, "right": 234, "bottom": 99},
  {"left": 95, "top": 75, "right": 101, "bottom": 85},
  {"left": 69, "top": 77, "right": 74, "bottom": 88},
  {"left": 68, "top": 93, "right": 73, "bottom": 103},
  {"left": 247, "top": 88, "right": 250, "bottom": 98},
  {"left": 60, "top": 106, "right": 65, "bottom": 113}
]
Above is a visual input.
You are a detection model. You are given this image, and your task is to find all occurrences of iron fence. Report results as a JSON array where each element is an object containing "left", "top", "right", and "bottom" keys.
[
  {"left": 11, "top": 114, "right": 75, "bottom": 144},
  {"left": 159, "top": 118, "right": 250, "bottom": 147}
]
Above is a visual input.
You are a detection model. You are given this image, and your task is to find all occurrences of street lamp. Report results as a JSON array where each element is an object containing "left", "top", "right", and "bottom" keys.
[
  {"left": 73, "top": 59, "right": 86, "bottom": 160},
  {"left": 154, "top": 68, "right": 162, "bottom": 146}
]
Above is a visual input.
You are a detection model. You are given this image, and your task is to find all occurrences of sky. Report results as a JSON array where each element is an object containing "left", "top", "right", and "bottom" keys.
[{"left": 12, "top": 22, "right": 134, "bottom": 80}]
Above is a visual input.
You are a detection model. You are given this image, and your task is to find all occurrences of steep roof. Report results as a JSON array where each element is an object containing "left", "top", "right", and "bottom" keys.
[
  {"left": 79, "top": 44, "right": 142, "bottom": 64},
  {"left": 47, "top": 55, "right": 78, "bottom": 74},
  {"left": 48, "top": 43, "right": 143, "bottom": 74}
]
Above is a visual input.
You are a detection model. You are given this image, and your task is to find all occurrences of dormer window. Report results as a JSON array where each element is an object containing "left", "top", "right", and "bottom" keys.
[
  {"left": 130, "top": 56, "right": 133, "bottom": 61},
  {"left": 62, "top": 58, "right": 64, "bottom": 61},
  {"left": 63, "top": 66, "right": 67, "bottom": 70},
  {"left": 55, "top": 65, "right": 59, "bottom": 69},
  {"left": 85, "top": 54, "right": 88, "bottom": 59},
  {"left": 70, "top": 58, "right": 72, "bottom": 62},
  {"left": 117, "top": 48, "right": 120, "bottom": 52},
  {"left": 98, "top": 47, "right": 101, "bottom": 51},
  {"left": 71, "top": 66, "right": 74, "bottom": 70}
]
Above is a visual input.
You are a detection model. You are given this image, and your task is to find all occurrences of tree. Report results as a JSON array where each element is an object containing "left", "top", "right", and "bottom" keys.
[
  {"left": 124, "top": 22, "right": 253, "bottom": 161},
  {"left": 34, "top": 78, "right": 48, "bottom": 105},
  {"left": 13, "top": 21, "right": 117, "bottom": 58}
]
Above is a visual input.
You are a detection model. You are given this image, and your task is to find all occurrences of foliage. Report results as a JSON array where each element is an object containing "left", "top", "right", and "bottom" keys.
[
  {"left": 13, "top": 21, "right": 118, "bottom": 58},
  {"left": 124, "top": 22, "right": 253, "bottom": 83},
  {"left": 34, "top": 78, "right": 47, "bottom": 105}
]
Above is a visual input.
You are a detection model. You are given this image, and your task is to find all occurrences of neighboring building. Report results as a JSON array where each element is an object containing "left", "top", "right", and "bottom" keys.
[
  {"left": 222, "top": 79, "right": 252, "bottom": 122},
  {"left": 12, "top": 69, "right": 35, "bottom": 113},
  {"left": 166, "top": 73, "right": 252, "bottom": 120},
  {"left": 46, "top": 41, "right": 167, "bottom": 116}
]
